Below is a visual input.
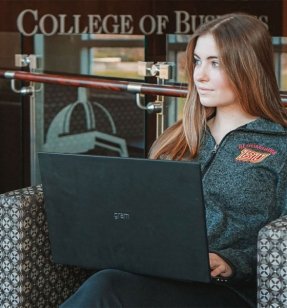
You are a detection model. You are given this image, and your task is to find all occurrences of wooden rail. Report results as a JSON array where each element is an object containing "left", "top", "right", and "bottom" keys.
[
  {"left": 0, "top": 70, "right": 188, "bottom": 97},
  {"left": 0, "top": 69, "right": 287, "bottom": 103}
]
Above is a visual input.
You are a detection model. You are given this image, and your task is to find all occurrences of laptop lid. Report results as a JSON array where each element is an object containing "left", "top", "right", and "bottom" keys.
[{"left": 38, "top": 152, "right": 210, "bottom": 283}]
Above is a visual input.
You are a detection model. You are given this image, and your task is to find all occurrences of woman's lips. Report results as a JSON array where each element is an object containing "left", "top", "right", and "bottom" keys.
[{"left": 197, "top": 87, "right": 213, "bottom": 94}]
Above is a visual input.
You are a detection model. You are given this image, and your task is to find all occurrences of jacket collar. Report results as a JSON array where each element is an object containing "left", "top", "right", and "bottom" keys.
[{"left": 242, "top": 117, "right": 287, "bottom": 134}]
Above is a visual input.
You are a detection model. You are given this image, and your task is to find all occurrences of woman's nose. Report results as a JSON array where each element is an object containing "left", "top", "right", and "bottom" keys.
[{"left": 194, "top": 63, "right": 209, "bottom": 82}]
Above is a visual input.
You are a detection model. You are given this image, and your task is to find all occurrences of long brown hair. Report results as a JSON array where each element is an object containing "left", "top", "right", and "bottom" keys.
[{"left": 149, "top": 13, "right": 287, "bottom": 160}]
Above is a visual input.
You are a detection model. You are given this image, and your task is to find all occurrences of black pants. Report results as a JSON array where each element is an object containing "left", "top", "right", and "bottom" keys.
[{"left": 60, "top": 269, "right": 254, "bottom": 308}]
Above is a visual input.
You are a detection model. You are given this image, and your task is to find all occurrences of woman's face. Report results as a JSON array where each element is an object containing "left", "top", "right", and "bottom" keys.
[{"left": 193, "top": 33, "right": 239, "bottom": 109}]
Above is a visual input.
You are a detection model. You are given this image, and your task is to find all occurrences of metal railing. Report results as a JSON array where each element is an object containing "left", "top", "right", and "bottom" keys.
[{"left": 1, "top": 69, "right": 286, "bottom": 101}]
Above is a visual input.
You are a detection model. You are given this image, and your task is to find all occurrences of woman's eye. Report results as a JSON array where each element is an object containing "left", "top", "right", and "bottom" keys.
[
  {"left": 212, "top": 61, "right": 220, "bottom": 68},
  {"left": 193, "top": 58, "right": 201, "bottom": 66}
]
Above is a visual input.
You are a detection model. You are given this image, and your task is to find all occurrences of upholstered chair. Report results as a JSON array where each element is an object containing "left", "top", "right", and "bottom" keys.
[{"left": 0, "top": 185, "right": 93, "bottom": 308}]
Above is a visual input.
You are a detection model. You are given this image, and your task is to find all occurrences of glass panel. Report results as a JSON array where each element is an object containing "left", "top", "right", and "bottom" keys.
[
  {"left": 92, "top": 47, "right": 144, "bottom": 78},
  {"left": 88, "top": 34, "right": 144, "bottom": 79},
  {"left": 35, "top": 33, "right": 145, "bottom": 77},
  {"left": 33, "top": 34, "right": 146, "bottom": 184}
]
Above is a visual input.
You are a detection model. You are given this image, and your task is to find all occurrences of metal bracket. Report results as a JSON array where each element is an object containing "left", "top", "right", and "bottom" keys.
[
  {"left": 15, "top": 54, "right": 40, "bottom": 71},
  {"left": 136, "top": 93, "right": 162, "bottom": 113},
  {"left": 137, "top": 61, "right": 173, "bottom": 137},
  {"left": 10, "top": 79, "right": 34, "bottom": 95},
  {"left": 138, "top": 61, "right": 173, "bottom": 80},
  {"left": 10, "top": 79, "right": 42, "bottom": 96},
  {"left": 10, "top": 54, "right": 42, "bottom": 95}
]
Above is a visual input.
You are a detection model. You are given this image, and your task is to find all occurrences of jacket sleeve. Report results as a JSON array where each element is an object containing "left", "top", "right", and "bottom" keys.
[
  {"left": 212, "top": 162, "right": 287, "bottom": 283},
  {"left": 212, "top": 247, "right": 256, "bottom": 282}
]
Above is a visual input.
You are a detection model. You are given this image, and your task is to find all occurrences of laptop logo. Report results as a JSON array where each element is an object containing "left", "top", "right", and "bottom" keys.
[{"left": 114, "top": 212, "right": 130, "bottom": 220}]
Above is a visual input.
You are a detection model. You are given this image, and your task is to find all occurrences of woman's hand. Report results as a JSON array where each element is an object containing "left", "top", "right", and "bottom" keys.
[{"left": 209, "top": 253, "right": 233, "bottom": 278}]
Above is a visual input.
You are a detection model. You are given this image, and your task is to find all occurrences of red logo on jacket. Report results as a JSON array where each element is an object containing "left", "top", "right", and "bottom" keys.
[{"left": 236, "top": 144, "right": 276, "bottom": 164}]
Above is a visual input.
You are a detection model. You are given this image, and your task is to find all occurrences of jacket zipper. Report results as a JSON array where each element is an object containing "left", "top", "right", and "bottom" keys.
[{"left": 202, "top": 143, "right": 220, "bottom": 177}]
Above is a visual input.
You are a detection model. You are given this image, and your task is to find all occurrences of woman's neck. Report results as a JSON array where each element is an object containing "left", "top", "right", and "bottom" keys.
[{"left": 207, "top": 107, "right": 258, "bottom": 145}]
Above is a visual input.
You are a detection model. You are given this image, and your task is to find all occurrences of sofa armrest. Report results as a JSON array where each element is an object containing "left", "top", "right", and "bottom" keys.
[
  {"left": 257, "top": 216, "right": 287, "bottom": 307},
  {"left": 0, "top": 185, "right": 92, "bottom": 308}
]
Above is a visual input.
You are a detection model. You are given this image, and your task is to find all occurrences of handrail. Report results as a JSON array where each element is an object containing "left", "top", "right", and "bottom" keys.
[
  {"left": 0, "top": 69, "right": 287, "bottom": 103},
  {"left": 0, "top": 70, "right": 188, "bottom": 98}
]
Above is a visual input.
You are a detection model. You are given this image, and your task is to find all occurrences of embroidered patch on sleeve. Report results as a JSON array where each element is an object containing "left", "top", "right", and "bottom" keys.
[{"left": 236, "top": 144, "right": 276, "bottom": 164}]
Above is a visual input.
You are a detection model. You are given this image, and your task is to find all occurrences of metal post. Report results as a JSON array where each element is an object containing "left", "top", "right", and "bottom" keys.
[
  {"left": 30, "top": 89, "right": 37, "bottom": 185},
  {"left": 14, "top": 54, "right": 39, "bottom": 185}
]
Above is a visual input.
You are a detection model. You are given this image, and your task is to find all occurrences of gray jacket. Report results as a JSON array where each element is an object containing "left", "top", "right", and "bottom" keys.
[{"left": 196, "top": 117, "right": 287, "bottom": 285}]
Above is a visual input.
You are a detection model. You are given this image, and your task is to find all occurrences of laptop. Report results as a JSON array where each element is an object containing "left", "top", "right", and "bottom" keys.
[{"left": 38, "top": 152, "right": 211, "bottom": 283}]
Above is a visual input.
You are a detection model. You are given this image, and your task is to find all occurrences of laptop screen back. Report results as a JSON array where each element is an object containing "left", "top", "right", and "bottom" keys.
[{"left": 38, "top": 152, "right": 210, "bottom": 283}]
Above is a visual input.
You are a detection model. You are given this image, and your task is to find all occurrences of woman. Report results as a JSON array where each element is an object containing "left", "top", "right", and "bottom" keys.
[{"left": 61, "top": 13, "right": 287, "bottom": 307}]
